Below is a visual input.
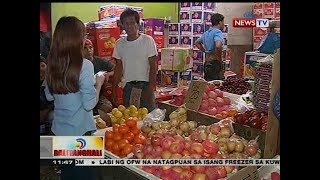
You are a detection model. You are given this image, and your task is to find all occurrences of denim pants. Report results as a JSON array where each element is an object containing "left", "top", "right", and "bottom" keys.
[{"left": 123, "top": 81, "right": 156, "bottom": 112}]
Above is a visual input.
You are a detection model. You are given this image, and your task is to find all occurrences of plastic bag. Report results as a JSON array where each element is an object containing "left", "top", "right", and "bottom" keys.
[
  {"left": 142, "top": 108, "right": 166, "bottom": 127},
  {"left": 234, "top": 92, "right": 255, "bottom": 113},
  {"left": 258, "top": 54, "right": 274, "bottom": 64}
]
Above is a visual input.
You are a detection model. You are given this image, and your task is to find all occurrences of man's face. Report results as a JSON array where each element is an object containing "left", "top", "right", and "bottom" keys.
[
  {"left": 219, "top": 20, "right": 225, "bottom": 30},
  {"left": 84, "top": 44, "right": 94, "bottom": 60},
  {"left": 122, "top": 16, "right": 139, "bottom": 36}
]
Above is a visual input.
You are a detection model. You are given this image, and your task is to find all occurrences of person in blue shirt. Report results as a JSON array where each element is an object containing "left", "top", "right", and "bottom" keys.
[
  {"left": 257, "top": 21, "right": 280, "bottom": 54},
  {"left": 195, "top": 13, "right": 225, "bottom": 80},
  {"left": 44, "top": 16, "right": 106, "bottom": 136}
]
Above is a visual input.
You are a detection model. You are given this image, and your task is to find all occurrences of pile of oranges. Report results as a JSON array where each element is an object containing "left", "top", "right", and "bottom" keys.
[{"left": 105, "top": 117, "right": 146, "bottom": 158}]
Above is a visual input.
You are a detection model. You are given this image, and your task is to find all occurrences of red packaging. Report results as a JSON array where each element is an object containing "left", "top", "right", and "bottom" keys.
[
  {"left": 254, "top": 28, "right": 268, "bottom": 36},
  {"left": 253, "top": 9, "right": 263, "bottom": 19},
  {"left": 275, "top": 8, "right": 280, "bottom": 19},
  {"left": 275, "top": 2, "right": 280, "bottom": 8},
  {"left": 88, "top": 27, "right": 120, "bottom": 59},
  {"left": 264, "top": 8, "right": 275, "bottom": 19},
  {"left": 264, "top": 3, "right": 274, "bottom": 9},
  {"left": 253, "top": 3, "right": 263, "bottom": 9},
  {"left": 152, "top": 35, "right": 165, "bottom": 49}
]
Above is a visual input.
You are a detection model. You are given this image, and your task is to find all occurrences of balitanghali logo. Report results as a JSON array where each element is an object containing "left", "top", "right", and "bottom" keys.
[{"left": 53, "top": 136, "right": 104, "bottom": 158}]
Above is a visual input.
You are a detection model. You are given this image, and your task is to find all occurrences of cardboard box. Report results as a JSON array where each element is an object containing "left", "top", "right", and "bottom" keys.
[
  {"left": 99, "top": 5, "right": 144, "bottom": 21},
  {"left": 192, "top": 24, "right": 204, "bottom": 36},
  {"left": 144, "top": 18, "right": 165, "bottom": 36},
  {"left": 254, "top": 27, "right": 268, "bottom": 36},
  {"left": 264, "top": 8, "right": 275, "bottom": 19},
  {"left": 275, "top": 8, "right": 280, "bottom": 19},
  {"left": 191, "top": 11, "right": 203, "bottom": 23},
  {"left": 160, "top": 70, "right": 192, "bottom": 87},
  {"left": 192, "top": 50, "right": 203, "bottom": 62},
  {"left": 180, "top": 2, "right": 191, "bottom": 11},
  {"left": 192, "top": 36, "right": 200, "bottom": 49},
  {"left": 180, "top": 11, "right": 191, "bottom": 23},
  {"left": 203, "top": 2, "right": 216, "bottom": 11},
  {"left": 153, "top": 35, "right": 165, "bottom": 49},
  {"left": 180, "top": 23, "right": 192, "bottom": 36},
  {"left": 203, "top": 12, "right": 212, "bottom": 24},
  {"left": 191, "top": 2, "right": 203, "bottom": 10},
  {"left": 264, "top": 3, "right": 274, "bottom": 9},
  {"left": 161, "top": 47, "right": 193, "bottom": 71},
  {"left": 168, "top": 36, "right": 179, "bottom": 47},
  {"left": 244, "top": 52, "right": 269, "bottom": 79},
  {"left": 253, "top": 9, "right": 263, "bottom": 19},
  {"left": 192, "top": 61, "right": 204, "bottom": 74},
  {"left": 168, "top": 23, "right": 180, "bottom": 35},
  {"left": 253, "top": 3, "right": 263, "bottom": 9},
  {"left": 87, "top": 25, "right": 121, "bottom": 59},
  {"left": 180, "top": 36, "right": 192, "bottom": 48}
]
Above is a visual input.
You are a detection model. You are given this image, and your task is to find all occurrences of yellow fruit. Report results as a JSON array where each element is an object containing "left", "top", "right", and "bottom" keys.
[
  {"left": 141, "top": 107, "right": 148, "bottom": 115},
  {"left": 123, "top": 109, "right": 130, "bottom": 115},
  {"left": 138, "top": 108, "right": 142, "bottom": 115},
  {"left": 129, "top": 105, "right": 138, "bottom": 114},
  {"left": 111, "top": 116, "right": 118, "bottom": 124},
  {"left": 114, "top": 110, "right": 123, "bottom": 118},
  {"left": 137, "top": 115, "right": 142, "bottom": 121},
  {"left": 142, "top": 114, "right": 147, "bottom": 119},
  {"left": 119, "top": 118, "right": 126, "bottom": 125},
  {"left": 118, "top": 105, "right": 126, "bottom": 112},
  {"left": 112, "top": 108, "right": 118, "bottom": 114},
  {"left": 124, "top": 114, "right": 130, "bottom": 120},
  {"left": 130, "top": 111, "right": 139, "bottom": 117}
]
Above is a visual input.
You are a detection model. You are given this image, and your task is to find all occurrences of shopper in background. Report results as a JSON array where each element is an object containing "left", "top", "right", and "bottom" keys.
[
  {"left": 44, "top": 16, "right": 104, "bottom": 180},
  {"left": 257, "top": 21, "right": 280, "bottom": 54},
  {"left": 40, "top": 56, "right": 53, "bottom": 133},
  {"left": 83, "top": 38, "right": 114, "bottom": 116},
  {"left": 195, "top": 13, "right": 225, "bottom": 80},
  {"left": 40, "top": 31, "right": 51, "bottom": 59},
  {"left": 112, "top": 9, "right": 158, "bottom": 111}
]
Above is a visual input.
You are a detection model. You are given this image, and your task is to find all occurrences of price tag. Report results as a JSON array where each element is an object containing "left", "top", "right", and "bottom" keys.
[
  {"left": 228, "top": 166, "right": 258, "bottom": 180},
  {"left": 184, "top": 80, "right": 207, "bottom": 111},
  {"left": 130, "top": 87, "right": 142, "bottom": 108}
]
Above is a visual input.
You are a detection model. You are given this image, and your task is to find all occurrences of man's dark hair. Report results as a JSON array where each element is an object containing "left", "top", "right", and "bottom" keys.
[
  {"left": 211, "top": 13, "right": 224, "bottom": 26},
  {"left": 40, "top": 55, "right": 46, "bottom": 64},
  {"left": 120, "top": 8, "right": 140, "bottom": 25}
]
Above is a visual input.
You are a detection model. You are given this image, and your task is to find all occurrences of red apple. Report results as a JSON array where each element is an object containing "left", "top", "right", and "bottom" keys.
[
  {"left": 225, "top": 166, "right": 235, "bottom": 174},
  {"left": 169, "top": 142, "right": 184, "bottom": 154},
  {"left": 145, "top": 138, "right": 152, "bottom": 145},
  {"left": 208, "top": 91, "right": 217, "bottom": 99},
  {"left": 180, "top": 170, "right": 193, "bottom": 180},
  {"left": 203, "top": 152, "right": 211, "bottom": 158},
  {"left": 191, "top": 166, "right": 206, "bottom": 173},
  {"left": 151, "top": 135, "right": 162, "bottom": 146},
  {"left": 205, "top": 167, "right": 219, "bottom": 180},
  {"left": 214, "top": 89, "right": 223, "bottom": 97},
  {"left": 223, "top": 97, "right": 231, "bottom": 105},
  {"left": 161, "top": 150, "right": 172, "bottom": 159},
  {"left": 205, "top": 86, "right": 211, "bottom": 93},
  {"left": 216, "top": 97, "right": 224, "bottom": 107},
  {"left": 174, "top": 135, "right": 184, "bottom": 143},
  {"left": 202, "top": 140, "right": 219, "bottom": 155},
  {"left": 210, "top": 124, "right": 221, "bottom": 135},
  {"left": 202, "top": 93, "right": 208, "bottom": 100},
  {"left": 190, "top": 153, "right": 202, "bottom": 159},
  {"left": 208, "top": 107, "right": 217, "bottom": 116},
  {"left": 142, "top": 166, "right": 155, "bottom": 174},
  {"left": 172, "top": 166, "right": 183, "bottom": 173},
  {"left": 192, "top": 173, "right": 206, "bottom": 180},
  {"left": 171, "top": 153, "right": 183, "bottom": 159},
  {"left": 161, "top": 137, "right": 175, "bottom": 149},
  {"left": 190, "top": 143, "right": 204, "bottom": 156},
  {"left": 143, "top": 144, "right": 153, "bottom": 155},
  {"left": 182, "top": 150, "right": 191, "bottom": 156},
  {"left": 215, "top": 166, "right": 227, "bottom": 178},
  {"left": 183, "top": 139, "right": 193, "bottom": 150},
  {"left": 153, "top": 146, "right": 163, "bottom": 157},
  {"left": 208, "top": 84, "right": 216, "bottom": 91}
]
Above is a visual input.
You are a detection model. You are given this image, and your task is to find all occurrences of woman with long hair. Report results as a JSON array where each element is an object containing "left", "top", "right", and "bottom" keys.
[
  {"left": 45, "top": 16, "right": 105, "bottom": 136},
  {"left": 44, "top": 16, "right": 105, "bottom": 179}
]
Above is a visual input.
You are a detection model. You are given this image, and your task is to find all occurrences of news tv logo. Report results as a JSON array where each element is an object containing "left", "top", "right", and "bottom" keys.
[{"left": 233, "top": 18, "right": 269, "bottom": 28}]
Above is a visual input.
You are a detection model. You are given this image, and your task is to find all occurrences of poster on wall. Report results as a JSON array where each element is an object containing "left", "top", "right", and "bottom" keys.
[
  {"left": 180, "top": 11, "right": 191, "bottom": 23},
  {"left": 180, "top": 23, "right": 192, "bottom": 36},
  {"left": 191, "top": 11, "right": 203, "bottom": 23},
  {"left": 192, "top": 24, "right": 204, "bottom": 36},
  {"left": 203, "top": 2, "right": 216, "bottom": 11},
  {"left": 180, "top": 2, "right": 191, "bottom": 11},
  {"left": 168, "top": 23, "right": 180, "bottom": 35}
]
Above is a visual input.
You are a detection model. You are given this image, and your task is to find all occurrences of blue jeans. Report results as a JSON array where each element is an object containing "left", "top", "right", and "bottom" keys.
[{"left": 123, "top": 81, "right": 156, "bottom": 112}]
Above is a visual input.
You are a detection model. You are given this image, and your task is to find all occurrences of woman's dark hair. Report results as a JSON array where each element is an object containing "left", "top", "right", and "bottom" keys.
[
  {"left": 46, "top": 16, "right": 86, "bottom": 94},
  {"left": 211, "top": 13, "right": 224, "bottom": 26},
  {"left": 120, "top": 8, "right": 140, "bottom": 25}
]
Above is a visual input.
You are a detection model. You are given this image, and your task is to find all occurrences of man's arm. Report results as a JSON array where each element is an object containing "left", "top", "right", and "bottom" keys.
[
  {"left": 148, "top": 56, "right": 157, "bottom": 90},
  {"left": 195, "top": 36, "right": 206, "bottom": 52}
]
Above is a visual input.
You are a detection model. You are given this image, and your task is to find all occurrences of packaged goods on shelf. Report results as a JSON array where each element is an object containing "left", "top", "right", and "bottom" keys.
[
  {"left": 180, "top": 23, "right": 192, "bottom": 36},
  {"left": 160, "top": 70, "right": 192, "bottom": 87},
  {"left": 179, "top": 11, "right": 191, "bottom": 23},
  {"left": 160, "top": 47, "right": 193, "bottom": 72},
  {"left": 192, "top": 50, "right": 204, "bottom": 63},
  {"left": 168, "top": 36, "right": 179, "bottom": 47},
  {"left": 86, "top": 22, "right": 121, "bottom": 59},
  {"left": 191, "top": 11, "right": 203, "bottom": 23},
  {"left": 180, "top": 2, "right": 191, "bottom": 11},
  {"left": 98, "top": 4, "right": 143, "bottom": 21},
  {"left": 192, "top": 23, "right": 204, "bottom": 36},
  {"left": 144, "top": 18, "right": 165, "bottom": 49},
  {"left": 243, "top": 51, "right": 269, "bottom": 79},
  {"left": 192, "top": 61, "right": 204, "bottom": 75},
  {"left": 180, "top": 36, "right": 192, "bottom": 48},
  {"left": 191, "top": 2, "right": 203, "bottom": 10},
  {"left": 168, "top": 23, "right": 180, "bottom": 35}
]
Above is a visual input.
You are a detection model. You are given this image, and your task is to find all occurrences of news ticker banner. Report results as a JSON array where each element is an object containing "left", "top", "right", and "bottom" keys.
[
  {"left": 44, "top": 159, "right": 280, "bottom": 167},
  {"left": 40, "top": 136, "right": 104, "bottom": 159}
]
